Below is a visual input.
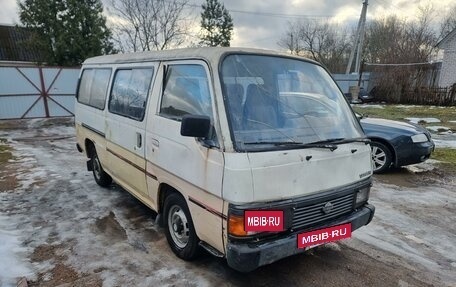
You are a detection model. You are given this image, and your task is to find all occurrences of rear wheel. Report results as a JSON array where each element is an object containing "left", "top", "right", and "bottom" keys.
[
  {"left": 370, "top": 141, "right": 393, "bottom": 173},
  {"left": 90, "top": 149, "right": 112, "bottom": 187},
  {"left": 164, "top": 193, "right": 200, "bottom": 260}
]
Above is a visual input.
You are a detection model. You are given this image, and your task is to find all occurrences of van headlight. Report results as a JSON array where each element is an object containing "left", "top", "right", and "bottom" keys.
[
  {"left": 356, "top": 186, "right": 370, "bottom": 207},
  {"left": 411, "top": 133, "right": 428, "bottom": 143}
]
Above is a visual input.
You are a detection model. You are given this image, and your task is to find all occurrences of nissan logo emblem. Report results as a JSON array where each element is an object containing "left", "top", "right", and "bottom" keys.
[{"left": 322, "top": 202, "right": 334, "bottom": 214}]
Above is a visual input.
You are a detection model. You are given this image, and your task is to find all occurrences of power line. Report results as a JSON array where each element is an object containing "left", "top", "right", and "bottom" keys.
[
  {"left": 185, "top": 3, "right": 334, "bottom": 19},
  {"left": 365, "top": 61, "right": 438, "bottom": 66}
]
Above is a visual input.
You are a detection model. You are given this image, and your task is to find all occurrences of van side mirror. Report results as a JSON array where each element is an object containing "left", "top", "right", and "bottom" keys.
[{"left": 180, "top": 115, "right": 211, "bottom": 138}]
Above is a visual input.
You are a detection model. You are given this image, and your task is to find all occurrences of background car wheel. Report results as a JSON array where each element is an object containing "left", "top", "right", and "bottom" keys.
[
  {"left": 164, "top": 193, "right": 200, "bottom": 260},
  {"left": 91, "top": 151, "right": 112, "bottom": 187},
  {"left": 370, "top": 141, "right": 393, "bottom": 174}
]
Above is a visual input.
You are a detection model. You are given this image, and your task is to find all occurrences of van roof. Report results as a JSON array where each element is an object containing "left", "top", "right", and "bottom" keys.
[{"left": 83, "top": 47, "right": 318, "bottom": 65}]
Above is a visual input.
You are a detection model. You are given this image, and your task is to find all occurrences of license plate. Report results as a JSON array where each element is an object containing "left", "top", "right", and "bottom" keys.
[{"left": 297, "top": 223, "right": 351, "bottom": 249}]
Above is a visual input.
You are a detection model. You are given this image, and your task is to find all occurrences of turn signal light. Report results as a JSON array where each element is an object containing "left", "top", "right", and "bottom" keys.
[{"left": 228, "top": 214, "right": 248, "bottom": 236}]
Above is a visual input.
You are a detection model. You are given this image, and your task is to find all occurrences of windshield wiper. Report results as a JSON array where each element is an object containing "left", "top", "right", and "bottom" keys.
[
  {"left": 242, "top": 137, "right": 370, "bottom": 151},
  {"left": 310, "top": 137, "right": 371, "bottom": 145},
  {"left": 298, "top": 142, "right": 338, "bottom": 151},
  {"left": 243, "top": 141, "right": 303, "bottom": 146},
  {"left": 243, "top": 141, "right": 338, "bottom": 151}
]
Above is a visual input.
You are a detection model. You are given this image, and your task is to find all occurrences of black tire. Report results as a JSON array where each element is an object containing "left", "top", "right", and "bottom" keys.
[
  {"left": 163, "top": 193, "right": 200, "bottom": 260},
  {"left": 90, "top": 150, "right": 112, "bottom": 187},
  {"left": 370, "top": 141, "right": 393, "bottom": 174}
]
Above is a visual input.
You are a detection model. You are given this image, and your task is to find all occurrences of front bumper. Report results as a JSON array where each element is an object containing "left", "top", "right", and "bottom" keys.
[
  {"left": 396, "top": 140, "right": 434, "bottom": 167},
  {"left": 226, "top": 204, "right": 375, "bottom": 272}
]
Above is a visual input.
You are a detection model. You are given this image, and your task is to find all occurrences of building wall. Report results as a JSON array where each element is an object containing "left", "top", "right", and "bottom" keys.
[{"left": 439, "top": 35, "right": 456, "bottom": 87}]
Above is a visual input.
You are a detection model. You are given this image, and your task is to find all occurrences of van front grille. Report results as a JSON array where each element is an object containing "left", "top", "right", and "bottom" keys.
[{"left": 291, "top": 193, "right": 355, "bottom": 231}]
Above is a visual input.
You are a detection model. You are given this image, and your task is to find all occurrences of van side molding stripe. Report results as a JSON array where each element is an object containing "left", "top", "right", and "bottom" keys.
[
  {"left": 189, "top": 196, "right": 227, "bottom": 220},
  {"left": 82, "top": 123, "right": 105, "bottom": 138},
  {"left": 107, "top": 148, "right": 158, "bottom": 180}
]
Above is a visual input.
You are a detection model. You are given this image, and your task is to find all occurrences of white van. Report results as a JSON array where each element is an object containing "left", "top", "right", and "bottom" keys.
[{"left": 75, "top": 48, "right": 375, "bottom": 272}]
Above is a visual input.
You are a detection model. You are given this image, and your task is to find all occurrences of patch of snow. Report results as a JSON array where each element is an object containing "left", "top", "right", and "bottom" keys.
[
  {"left": 0, "top": 214, "right": 35, "bottom": 287},
  {"left": 450, "top": 120, "right": 456, "bottom": 123},
  {"left": 405, "top": 117, "right": 441, "bottom": 124},
  {"left": 405, "top": 235, "right": 425, "bottom": 245},
  {"left": 433, "top": 139, "right": 456, "bottom": 149},
  {"left": 354, "top": 104, "right": 385, "bottom": 109},
  {"left": 426, "top": 126, "right": 451, "bottom": 133},
  {"left": 405, "top": 160, "right": 438, "bottom": 173},
  {"left": 395, "top": 105, "right": 419, "bottom": 109}
]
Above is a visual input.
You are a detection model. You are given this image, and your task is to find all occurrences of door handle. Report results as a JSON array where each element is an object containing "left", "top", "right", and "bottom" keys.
[{"left": 136, "top": 132, "right": 142, "bottom": 148}]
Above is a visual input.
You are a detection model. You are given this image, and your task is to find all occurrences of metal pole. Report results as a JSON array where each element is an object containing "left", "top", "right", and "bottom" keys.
[
  {"left": 355, "top": 0, "right": 368, "bottom": 74},
  {"left": 345, "top": 18, "right": 362, "bottom": 74},
  {"left": 346, "top": 0, "right": 368, "bottom": 74}
]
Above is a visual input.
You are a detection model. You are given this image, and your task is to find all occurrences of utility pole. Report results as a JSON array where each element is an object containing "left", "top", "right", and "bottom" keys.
[{"left": 346, "top": 0, "right": 369, "bottom": 74}]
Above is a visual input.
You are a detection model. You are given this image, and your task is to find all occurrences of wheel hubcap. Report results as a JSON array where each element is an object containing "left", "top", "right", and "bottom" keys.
[
  {"left": 168, "top": 205, "right": 189, "bottom": 248},
  {"left": 372, "top": 146, "right": 386, "bottom": 171}
]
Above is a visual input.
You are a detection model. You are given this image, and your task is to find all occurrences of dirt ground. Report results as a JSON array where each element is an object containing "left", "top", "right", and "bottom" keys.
[{"left": 0, "top": 118, "right": 455, "bottom": 287}]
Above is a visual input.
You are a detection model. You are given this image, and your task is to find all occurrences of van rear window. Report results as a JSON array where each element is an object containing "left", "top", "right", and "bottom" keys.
[{"left": 77, "top": 69, "right": 111, "bottom": 110}]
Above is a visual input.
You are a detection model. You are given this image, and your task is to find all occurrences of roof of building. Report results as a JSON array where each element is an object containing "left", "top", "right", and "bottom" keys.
[
  {"left": 0, "top": 24, "right": 43, "bottom": 62},
  {"left": 437, "top": 28, "right": 456, "bottom": 49}
]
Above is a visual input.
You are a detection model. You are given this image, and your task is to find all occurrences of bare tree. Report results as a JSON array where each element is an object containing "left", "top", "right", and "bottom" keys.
[
  {"left": 363, "top": 11, "right": 440, "bottom": 102},
  {"left": 278, "top": 19, "right": 351, "bottom": 73},
  {"left": 109, "top": 0, "right": 191, "bottom": 52},
  {"left": 440, "top": 4, "right": 456, "bottom": 40},
  {"left": 277, "top": 22, "right": 305, "bottom": 56}
]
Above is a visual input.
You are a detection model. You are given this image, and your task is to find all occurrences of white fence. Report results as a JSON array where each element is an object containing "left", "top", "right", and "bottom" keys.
[
  {"left": 0, "top": 66, "right": 79, "bottom": 120},
  {"left": 333, "top": 73, "right": 370, "bottom": 93}
]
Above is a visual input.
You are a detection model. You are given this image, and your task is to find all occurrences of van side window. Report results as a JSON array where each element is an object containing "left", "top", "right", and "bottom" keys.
[
  {"left": 77, "top": 69, "right": 111, "bottom": 109},
  {"left": 160, "top": 65, "right": 213, "bottom": 120},
  {"left": 109, "top": 68, "right": 154, "bottom": 121}
]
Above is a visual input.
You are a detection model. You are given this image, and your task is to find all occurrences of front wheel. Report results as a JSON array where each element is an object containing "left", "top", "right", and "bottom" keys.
[
  {"left": 370, "top": 141, "right": 393, "bottom": 174},
  {"left": 164, "top": 193, "right": 200, "bottom": 260}
]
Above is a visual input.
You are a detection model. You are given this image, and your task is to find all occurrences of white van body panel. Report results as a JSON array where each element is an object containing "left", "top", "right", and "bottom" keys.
[
  {"left": 221, "top": 153, "right": 255, "bottom": 203},
  {"left": 144, "top": 61, "right": 225, "bottom": 253}
]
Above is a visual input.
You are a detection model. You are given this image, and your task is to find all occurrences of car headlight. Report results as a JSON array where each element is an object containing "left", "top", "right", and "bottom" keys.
[
  {"left": 356, "top": 186, "right": 370, "bottom": 208},
  {"left": 411, "top": 133, "right": 428, "bottom": 143}
]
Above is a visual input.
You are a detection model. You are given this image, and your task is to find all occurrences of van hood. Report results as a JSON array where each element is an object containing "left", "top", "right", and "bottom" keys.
[{"left": 222, "top": 143, "right": 372, "bottom": 203}]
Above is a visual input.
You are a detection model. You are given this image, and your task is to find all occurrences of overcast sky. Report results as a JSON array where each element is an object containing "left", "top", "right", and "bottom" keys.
[{"left": 1, "top": 0, "right": 454, "bottom": 51}]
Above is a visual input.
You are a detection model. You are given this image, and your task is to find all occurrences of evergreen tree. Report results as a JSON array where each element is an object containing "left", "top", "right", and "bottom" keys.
[
  {"left": 18, "top": 0, "right": 114, "bottom": 66},
  {"left": 200, "top": 0, "right": 233, "bottom": 47}
]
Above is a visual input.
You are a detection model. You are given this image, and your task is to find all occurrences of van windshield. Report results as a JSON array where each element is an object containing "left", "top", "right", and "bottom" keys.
[{"left": 220, "top": 54, "right": 364, "bottom": 151}]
